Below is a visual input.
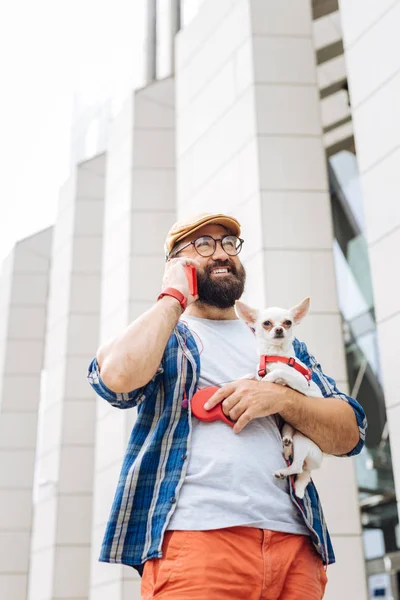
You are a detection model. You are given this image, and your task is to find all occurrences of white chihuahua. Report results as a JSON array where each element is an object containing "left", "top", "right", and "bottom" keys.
[{"left": 235, "top": 297, "right": 323, "bottom": 499}]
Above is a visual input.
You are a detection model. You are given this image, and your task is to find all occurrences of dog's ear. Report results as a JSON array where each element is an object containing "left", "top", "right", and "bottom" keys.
[
  {"left": 235, "top": 300, "right": 258, "bottom": 325},
  {"left": 290, "top": 297, "right": 310, "bottom": 325}
]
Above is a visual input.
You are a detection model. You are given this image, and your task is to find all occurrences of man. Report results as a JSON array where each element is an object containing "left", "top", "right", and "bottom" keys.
[{"left": 88, "top": 212, "right": 366, "bottom": 600}]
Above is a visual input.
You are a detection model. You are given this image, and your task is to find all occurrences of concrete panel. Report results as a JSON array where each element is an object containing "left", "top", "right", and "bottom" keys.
[
  {"left": 53, "top": 546, "right": 90, "bottom": 598},
  {"left": 368, "top": 227, "right": 400, "bottom": 323},
  {"left": 7, "top": 306, "right": 47, "bottom": 341},
  {"left": 377, "top": 312, "right": 400, "bottom": 409},
  {"left": 295, "top": 313, "right": 348, "bottom": 383},
  {"left": 57, "top": 495, "right": 92, "bottom": 545},
  {"left": 258, "top": 136, "right": 328, "bottom": 192},
  {"left": 1, "top": 374, "right": 40, "bottom": 413},
  {"left": 177, "top": 1, "right": 250, "bottom": 109},
  {"left": 0, "top": 413, "right": 38, "bottom": 449},
  {"left": 0, "top": 449, "right": 36, "bottom": 489},
  {"left": 62, "top": 399, "right": 96, "bottom": 446},
  {"left": 92, "top": 461, "right": 122, "bottom": 528},
  {"left": 132, "top": 169, "right": 176, "bottom": 211},
  {"left": 0, "top": 531, "right": 31, "bottom": 572},
  {"left": 352, "top": 71, "right": 400, "bottom": 173},
  {"left": 253, "top": 36, "right": 317, "bottom": 84},
  {"left": 10, "top": 273, "right": 49, "bottom": 306},
  {"left": 251, "top": 0, "right": 312, "bottom": 36},
  {"left": 255, "top": 85, "right": 322, "bottom": 136},
  {"left": 129, "top": 256, "right": 166, "bottom": 302},
  {"left": 324, "top": 534, "right": 368, "bottom": 600},
  {"left": 263, "top": 249, "right": 339, "bottom": 313},
  {"left": 102, "top": 217, "right": 131, "bottom": 277},
  {"left": 58, "top": 446, "right": 95, "bottom": 494},
  {"left": 361, "top": 146, "right": 400, "bottom": 245},
  {"left": 30, "top": 495, "right": 57, "bottom": 552},
  {"left": 74, "top": 199, "right": 105, "bottom": 236},
  {"left": 386, "top": 404, "right": 400, "bottom": 500},
  {"left": 312, "top": 456, "right": 362, "bottom": 535},
  {"left": 130, "top": 211, "right": 174, "bottom": 256},
  {"left": 0, "top": 490, "right": 32, "bottom": 530},
  {"left": 0, "top": 574, "right": 27, "bottom": 600},
  {"left": 260, "top": 191, "right": 334, "bottom": 250},
  {"left": 27, "top": 547, "right": 54, "bottom": 600},
  {"left": 338, "top": 0, "right": 396, "bottom": 47}
]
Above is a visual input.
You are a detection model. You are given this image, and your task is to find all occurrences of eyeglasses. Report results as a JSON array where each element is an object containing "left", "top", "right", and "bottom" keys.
[{"left": 173, "top": 235, "right": 244, "bottom": 258}]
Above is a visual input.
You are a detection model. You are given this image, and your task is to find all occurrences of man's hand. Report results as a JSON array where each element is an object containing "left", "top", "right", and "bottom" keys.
[
  {"left": 204, "top": 379, "right": 286, "bottom": 434},
  {"left": 162, "top": 257, "right": 201, "bottom": 307}
]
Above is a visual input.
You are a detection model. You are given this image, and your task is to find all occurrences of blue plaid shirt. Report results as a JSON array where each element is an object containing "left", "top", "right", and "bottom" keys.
[{"left": 87, "top": 321, "right": 367, "bottom": 572}]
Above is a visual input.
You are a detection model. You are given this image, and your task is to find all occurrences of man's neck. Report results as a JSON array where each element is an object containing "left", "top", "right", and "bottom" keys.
[{"left": 185, "top": 302, "right": 238, "bottom": 321}]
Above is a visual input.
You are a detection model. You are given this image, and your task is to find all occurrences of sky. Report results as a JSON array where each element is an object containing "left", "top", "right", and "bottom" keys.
[{"left": 0, "top": 0, "right": 145, "bottom": 264}]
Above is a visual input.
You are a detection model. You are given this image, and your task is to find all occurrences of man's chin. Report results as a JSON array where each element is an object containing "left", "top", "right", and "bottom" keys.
[{"left": 196, "top": 268, "right": 246, "bottom": 309}]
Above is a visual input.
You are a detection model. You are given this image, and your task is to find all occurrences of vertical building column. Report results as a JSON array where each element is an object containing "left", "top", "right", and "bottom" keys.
[
  {"left": 90, "top": 78, "right": 175, "bottom": 600},
  {"left": 27, "top": 154, "right": 105, "bottom": 600},
  {"left": 339, "top": 0, "right": 400, "bottom": 516},
  {"left": 175, "top": 0, "right": 367, "bottom": 598},
  {"left": 0, "top": 229, "right": 52, "bottom": 600}
]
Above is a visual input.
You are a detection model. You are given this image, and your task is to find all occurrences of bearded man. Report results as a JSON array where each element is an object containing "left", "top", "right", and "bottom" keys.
[{"left": 88, "top": 212, "right": 366, "bottom": 600}]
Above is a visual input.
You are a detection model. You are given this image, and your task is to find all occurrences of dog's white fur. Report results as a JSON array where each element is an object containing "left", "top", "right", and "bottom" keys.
[{"left": 235, "top": 297, "right": 323, "bottom": 499}]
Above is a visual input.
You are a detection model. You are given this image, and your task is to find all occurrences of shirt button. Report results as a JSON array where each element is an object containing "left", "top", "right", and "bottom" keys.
[{"left": 171, "top": 496, "right": 176, "bottom": 504}]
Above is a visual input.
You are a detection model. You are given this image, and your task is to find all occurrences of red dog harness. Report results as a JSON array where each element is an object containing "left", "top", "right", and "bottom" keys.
[{"left": 258, "top": 355, "right": 312, "bottom": 381}]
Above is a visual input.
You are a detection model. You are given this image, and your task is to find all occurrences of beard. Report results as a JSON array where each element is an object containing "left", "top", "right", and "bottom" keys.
[{"left": 196, "top": 259, "right": 246, "bottom": 309}]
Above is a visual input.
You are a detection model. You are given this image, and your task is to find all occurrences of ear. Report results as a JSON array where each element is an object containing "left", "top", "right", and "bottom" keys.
[
  {"left": 290, "top": 297, "right": 310, "bottom": 325},
  {"left": 235, "top": 300, "right": 258, "bottom": 325}
]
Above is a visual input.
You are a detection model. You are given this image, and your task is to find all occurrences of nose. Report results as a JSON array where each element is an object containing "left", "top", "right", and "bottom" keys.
[
  {"left": 211, "top": 241, "right": 228, "bottom": 260},
  {"left": 275, "top": 327, "right": 283, "bottom": 335}
]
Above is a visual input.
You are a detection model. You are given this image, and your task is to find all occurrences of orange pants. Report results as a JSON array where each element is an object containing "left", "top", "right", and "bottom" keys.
[{"left": 141, "top": 526, "right": 328, "bottom": 599}]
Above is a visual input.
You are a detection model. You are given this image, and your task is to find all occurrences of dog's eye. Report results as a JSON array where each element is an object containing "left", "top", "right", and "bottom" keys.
[
  {"left": 263, "top": 320, "right": 271, "bottom": 327},
  {"left": 284, "top": 320, "right": 292, "bottom": 327}
]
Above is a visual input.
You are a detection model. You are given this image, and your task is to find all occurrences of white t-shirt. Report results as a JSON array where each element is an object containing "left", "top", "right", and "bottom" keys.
[{"left": 167, "top": 314, "right": 309, "bottom": 535}]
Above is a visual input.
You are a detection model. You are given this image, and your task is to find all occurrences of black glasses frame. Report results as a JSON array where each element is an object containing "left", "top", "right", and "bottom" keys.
[{"left": 173, "top": 235, "right": 244, "bottom": 258}]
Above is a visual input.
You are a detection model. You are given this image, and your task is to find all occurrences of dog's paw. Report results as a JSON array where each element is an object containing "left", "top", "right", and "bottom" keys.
[
  {"left": 295, "top": 488, "right": 305, "bottom": 499},
  {"left": 274, "top": 470, "right": 286, "bottom": 480},
  {"left": 283, "top": 445, "right": 293, "bottom": 461}
]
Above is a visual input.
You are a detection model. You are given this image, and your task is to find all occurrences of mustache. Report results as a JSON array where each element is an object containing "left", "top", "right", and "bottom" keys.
[{"left": 205, "top": 260, "right": 237, "bottom": 276}]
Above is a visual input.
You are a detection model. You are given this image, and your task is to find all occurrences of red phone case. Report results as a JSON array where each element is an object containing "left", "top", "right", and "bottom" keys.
[
  {"left": 184, "top": 265, "right": 198, "bottom": 296},
  {"left": 191, "top": 387, "right": 235, "bottom": 428}
]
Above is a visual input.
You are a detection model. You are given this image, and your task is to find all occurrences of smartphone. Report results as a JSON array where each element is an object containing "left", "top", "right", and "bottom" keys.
[{"left": 184, "top": 265, "right": 198, "bottom": 296}]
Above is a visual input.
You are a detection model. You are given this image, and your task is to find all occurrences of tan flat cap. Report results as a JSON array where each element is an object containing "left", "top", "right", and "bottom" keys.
[{"left": 165, "top": 212, "right": 241, "bottom": 258}]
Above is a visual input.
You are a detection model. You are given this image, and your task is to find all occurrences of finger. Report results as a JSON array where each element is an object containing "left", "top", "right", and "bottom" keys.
[
  {"left": 183, "top": 257, "right": 201, "bottom": 268},
  {"left": 233, "top": 410, "right": 253, "bottom": 434},
  {"left": 169, "top": 257, "right": 201, "bottom": 269},
  {"left": 204, "top": 383, "right": 237, "bottom": 410},
  {"left": 222, "top": 393, "right": 242, "bottom": 417},
  {"left": 227, "top": 398, "right": 247, "bottom": 421}
]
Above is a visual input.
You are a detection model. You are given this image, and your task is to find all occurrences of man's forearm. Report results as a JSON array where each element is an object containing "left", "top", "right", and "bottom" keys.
[
  {"left": 97, "top": 296, "right": 183, "bottom": 393},
  {"left": 278, "top": 387, "right": 360, "bottom": 455}
]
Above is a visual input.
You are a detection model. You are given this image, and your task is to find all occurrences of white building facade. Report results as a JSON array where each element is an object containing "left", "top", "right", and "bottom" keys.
[{"left": 0, "top": 1, "right": 399, "bottom": 599}]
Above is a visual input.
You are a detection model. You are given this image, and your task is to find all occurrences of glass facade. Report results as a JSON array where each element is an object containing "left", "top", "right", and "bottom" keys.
[{"left": 328, "top": 151, "right": 399, "bottom": 561}]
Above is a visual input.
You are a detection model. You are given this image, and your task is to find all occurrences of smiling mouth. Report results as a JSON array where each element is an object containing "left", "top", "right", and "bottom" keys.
[{"left": 210, "top": 268, "right": 231, "bottom": 275}]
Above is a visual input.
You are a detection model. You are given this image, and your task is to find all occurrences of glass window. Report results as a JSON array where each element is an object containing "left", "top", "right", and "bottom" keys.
[{"left": 329, "top": 150, "right": 399, "bottom": 558}]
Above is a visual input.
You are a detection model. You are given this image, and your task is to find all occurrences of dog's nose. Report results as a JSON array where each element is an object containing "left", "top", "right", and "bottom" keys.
[{"left": 275, "top": 327, "right": 283, "bottom": 335}]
